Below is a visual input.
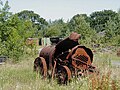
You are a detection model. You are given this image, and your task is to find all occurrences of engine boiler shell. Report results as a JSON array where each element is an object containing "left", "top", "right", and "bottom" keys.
[{"left": 39, "top": 45, "right": 55, "bottom": 69}]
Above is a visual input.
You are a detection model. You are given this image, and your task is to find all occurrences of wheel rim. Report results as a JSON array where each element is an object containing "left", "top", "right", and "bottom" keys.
[
  {"left": 34, "top": 57, "right": 47, "bottom": 78},
  {"left": 56, "top": 65, "right": 71, "bottom": 84}
]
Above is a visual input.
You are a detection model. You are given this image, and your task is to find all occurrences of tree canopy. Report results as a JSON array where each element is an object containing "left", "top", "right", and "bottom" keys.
[
  {"left": 0, "top": 0, "right": 120, "bottom": 61},
  {"left": 89, "top": 10, "right": 117, "bottom": 32}
]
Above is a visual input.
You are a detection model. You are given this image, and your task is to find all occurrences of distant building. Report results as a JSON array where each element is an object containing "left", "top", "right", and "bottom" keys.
[
  {"left": 26, "top": 37, "right": 62, "bottom": 47},
  {"left": 41, "top": 38, "right": 51, "bottom": 46},
  {"left": 26, "top": 38, "right": 39, "bottom": 46}
]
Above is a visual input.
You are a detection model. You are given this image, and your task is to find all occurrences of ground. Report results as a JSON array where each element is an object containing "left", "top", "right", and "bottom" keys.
[{"left": 0, "top": 52, "right": 120, "bottom": 90}]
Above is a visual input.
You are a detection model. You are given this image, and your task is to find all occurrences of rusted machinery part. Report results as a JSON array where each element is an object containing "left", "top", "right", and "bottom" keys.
[
  {"left": 66, "top": 45, "right": 93, "bottom": 63},
  {"left": 34, "top": 57, "right": 47, "bottom": 78},
  {"left": 62, "top": 66, "right": 72, "bottom": 80},
  {"left": 72, "top": 56, "right": 89, "bottom": 68},
  {"left": 39, "top": 45, "right": 55, "bottom": 69},
  {"left": 72, "top": 48, "right": 91, "bottom": 67},
  {"left": 72, "top": 55, "right": 96, "bottom": 71},
  {"left": 87, "top": 66, "right": 97, "bottom": 74},
  {"left": 34, "top": 57, "right": 42, "bottom": 73},
  {"left": 69, "top": 32, "right": 81, "bottom": 41},
  {"left": 54, "top": 33, "right": 80, "bottom": 58},
  {"left": 52, "top": 60, "right": 57, "bottom": 80},
  {"left": 40, "top": 57, "right": 48, "bottom": 78},
  {"left": 56, "top": 65, "right": 71, "bottom": 84},
  {"left": 39, "top": 45, "right": 55, "bottom": 60}
]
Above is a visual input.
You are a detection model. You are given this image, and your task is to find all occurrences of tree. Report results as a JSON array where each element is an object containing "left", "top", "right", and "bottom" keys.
[
  {"left": 17, "top": 10, "right": 47, "bottom": 25},
  {"left": 0, "top": 0, "right": 11, "bottom": 22},
  {"left": 68, "top": 14, "right": 96, "bottom": 45},
  {"left": 104, "top": 12, "right": 120, "bottom": 46},
  {"left": 89, "top": 10, "right": 117, "bottom": 32},
  {"left": 43, "top": 19, "right": 69, "bottom": 37},
  {"left": 16, "top": 10, "right": 48, "bottom": 37},
  {"left": 0, "top": 0, "right": 12, "bottom": 56},
  {"left": 0, "top": 0, "right": 12, "bottom": 42},
  {"left": 0, "top": 9, "right": 37, "bottom": 60}
]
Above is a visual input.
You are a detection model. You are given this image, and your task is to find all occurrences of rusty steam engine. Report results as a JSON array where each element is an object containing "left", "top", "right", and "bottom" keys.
[{"left": 34, "top": 32, "right": 96, "bottom": 84}]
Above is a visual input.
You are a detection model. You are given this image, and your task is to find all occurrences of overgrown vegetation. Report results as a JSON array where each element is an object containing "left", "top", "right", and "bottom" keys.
[
  {"left": 0, "top": 52, "right": 120, "bottom": 90},
  {"left": 0, "top": 0, "right": 120, "bottom": 89},
  {"left": 0, "top": 0, "right": 120, "bottom": 61}
]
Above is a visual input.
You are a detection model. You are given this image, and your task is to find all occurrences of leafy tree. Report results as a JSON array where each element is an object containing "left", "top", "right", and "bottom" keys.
[
  {"left": 104, "top": 12, "right": 120, "bottom": 46},
  {"left": 43, "top": 20, "right": 61, "bottom": 37},
  {"left": 43, "top": 19, "right": 69, "bottom": 37},
  {"left": 0, "top": 1, "right": 40, "bottom": 61},
  {"left": 0, "top": 12, "right": 36, "bottom": 61},
  {"left": 0, "top": 0, "right": 11, "bottom": 56},
  {"left": 68, "top": 14, "right": 96, "bottom": 45},
  {"left": 7, "top": 15, "right": 36, "bottom": 41},
  {"left": 17, "top": 10, "right": 47, "bottom": 25},
  {"left": 80, "top": 14, "right": 91, "bottom": 23},
  {"left": 16, "top": 10, "right": 48, "bottom": 37},
  {"left": 0, "top": 0, "right": 11, "bottom": 22},
  {"left": 0, "top": 0, "right": 12, "bottom": 42},
  {"left": 89, "top": 10, "right": 117, "bottom": 32}
]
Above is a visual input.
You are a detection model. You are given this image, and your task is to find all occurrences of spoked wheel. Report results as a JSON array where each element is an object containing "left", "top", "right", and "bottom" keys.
[
  {"left": 34, "top": 57, "right": 47, "bottom": 78},
  {"left": 56, "top": 65, "right": 71, "bottom": 84}
]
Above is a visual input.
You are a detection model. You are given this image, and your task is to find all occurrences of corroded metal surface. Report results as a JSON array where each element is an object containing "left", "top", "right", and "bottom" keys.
[
  {"left": 34, "top": 32, "right": 96, "bottom": 84},
  {"left": 39, "top": 45, "right": 55, "bottom": 69},
  {"left": 62, "top": 66, "right": 72, "bottom": 80},
  {"left": 34, "top": 57, "right": 47, "bottom": 78}
]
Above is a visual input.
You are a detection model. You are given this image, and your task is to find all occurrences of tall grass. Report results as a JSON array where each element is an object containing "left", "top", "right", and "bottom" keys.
[{"left": 0, "top": 52, "right": 120, "bottom": 90}]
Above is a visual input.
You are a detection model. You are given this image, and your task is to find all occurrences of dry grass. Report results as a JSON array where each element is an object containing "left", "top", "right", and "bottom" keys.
[{"left": 0, "top": 52, "right": 120, "bottom": 90}]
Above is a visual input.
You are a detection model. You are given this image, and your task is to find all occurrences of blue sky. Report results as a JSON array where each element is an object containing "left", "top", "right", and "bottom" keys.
[{"left": 3, "top": 0, "right": 120, "bottom": 21}]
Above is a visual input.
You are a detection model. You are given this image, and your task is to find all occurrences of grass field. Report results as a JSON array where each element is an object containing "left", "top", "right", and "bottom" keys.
[{"left": 0, "top": 52, "right": 120, "bottom": 90}]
